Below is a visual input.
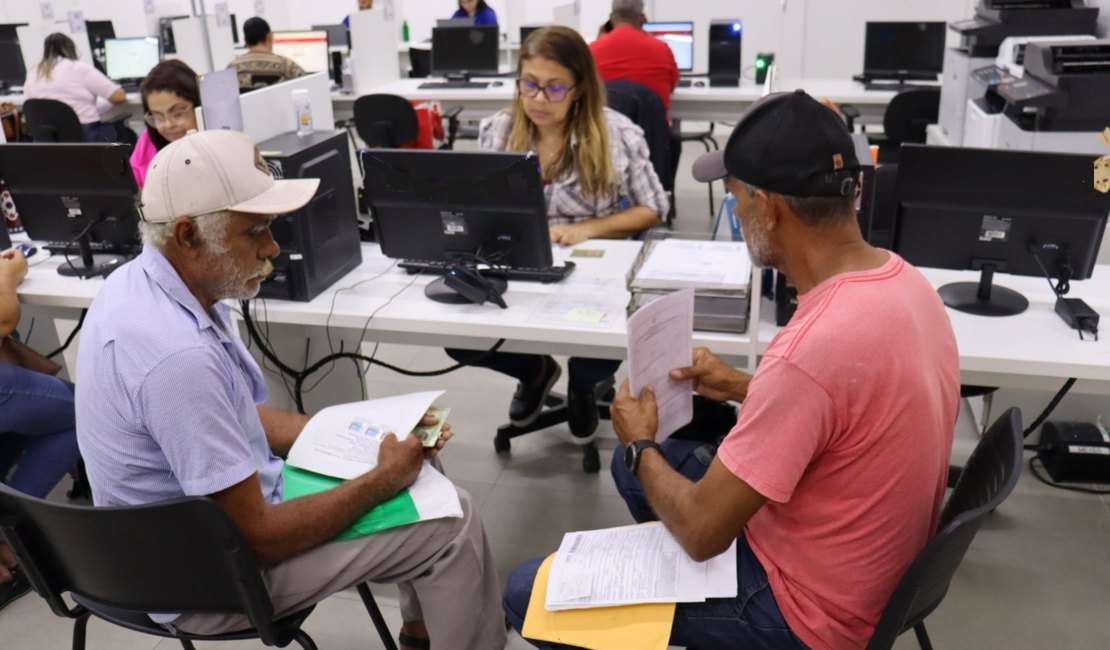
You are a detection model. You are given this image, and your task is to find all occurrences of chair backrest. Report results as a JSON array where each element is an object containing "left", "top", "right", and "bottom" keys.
[
  {"left": 242, "top": 73, "right": 283, "bottom": 92},
  {"left": 354, "top": 93, "right": 419, "bottom": 148},
  {"left": 604, "top": 79, "right": 672, "bottom": 193},
  {"left": 0, "top": 484, "right": 284, "bottom": 644},
  {"left": 866, "top": 407, "right": 1024, "bottom": 650},
  {"left": 22, "top": 99, "right": 86, "bottom": 143},
  {"left": 881, "top": 88, "right": 940, "bottom": 147},
  {"left": 409, "top": 48, "right": 431, "bottom": 79}
]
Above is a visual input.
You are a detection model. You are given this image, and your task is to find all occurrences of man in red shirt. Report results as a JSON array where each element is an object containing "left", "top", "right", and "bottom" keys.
[{"left": 589, "top": 0, "right": 679, "bottom": 113}]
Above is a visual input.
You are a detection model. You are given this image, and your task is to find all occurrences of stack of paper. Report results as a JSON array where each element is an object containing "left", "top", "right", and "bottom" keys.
[
  {"left": 632, "top": 239, "right": 752, "bottom": 292},
  {"left": 544, "top": 522, "right": 737, "bottom": 611},
  {"left": 283, "top": 391, "right": 463, "bottom": 540}
]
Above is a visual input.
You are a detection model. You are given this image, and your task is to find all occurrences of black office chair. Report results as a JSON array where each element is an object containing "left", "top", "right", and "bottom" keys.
[
  {"left": 673, "top": 120, "right": 719, "bottom": 216},
  {"left": 408, "top": 47, "right": 431, "bottom": 78},
  {"left": 21, "top": 99, "right": 85, "bottom": 143},
  {"left": 605, "top": 79, "right": 674, "bottom": 225},
  {"left": 867, "top": 407, "right": 1023, "bottom": 650},
  {"left": 353, "top": 93, "right": 462, "bottom": 150},
  {"left": 0, "top": 485, "right": 398, "bottom": 650},
  {"left": 241, "top": 73, "right": 284, "bottom": 93},
  {"left": 876, "top": 88, "right": 940, "bottom": 164}
]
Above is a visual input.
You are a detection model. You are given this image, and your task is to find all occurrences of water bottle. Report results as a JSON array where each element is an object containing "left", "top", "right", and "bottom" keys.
[
  {"left": 292, "top": 89, "right": 313, "bottom": 136},
  {"left": 402, "top": 19, "right": 410, "bottom": 43}
]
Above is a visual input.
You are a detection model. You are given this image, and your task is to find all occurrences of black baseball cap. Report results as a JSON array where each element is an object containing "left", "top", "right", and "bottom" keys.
[{"left": 692, "top": 89, "right": 860, "bottom": 198}]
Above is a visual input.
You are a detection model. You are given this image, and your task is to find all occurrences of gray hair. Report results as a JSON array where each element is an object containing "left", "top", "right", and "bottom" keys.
[
  {"left": 139, "top": 210, "right": 234, "bottom": 252},
  {"left": 736, "top": 180, "right": 854, "bottom": 229},
  {"left": 611, "top": 0, "right": 644, "bottom": 21}
]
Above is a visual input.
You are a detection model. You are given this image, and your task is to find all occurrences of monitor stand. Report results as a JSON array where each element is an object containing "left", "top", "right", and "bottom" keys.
[
  {"left": 424, "top": 273, "right": 507, "bottom": 306},
  {"left": 56, "top": 234, "right": 129, "bottom": 279},
  {"left": 938, "top": 265, "right": 1028, "bottom": 317}
]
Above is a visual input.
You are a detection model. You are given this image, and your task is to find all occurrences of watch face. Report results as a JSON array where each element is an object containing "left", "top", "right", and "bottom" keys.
[{"left": 624, "top": 443, "right": 637, "bottom": 473}]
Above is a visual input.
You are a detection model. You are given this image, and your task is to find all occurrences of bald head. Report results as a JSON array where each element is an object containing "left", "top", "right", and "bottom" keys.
[{"left": 611, "top": 0, "right": 645, "bottom": 21}]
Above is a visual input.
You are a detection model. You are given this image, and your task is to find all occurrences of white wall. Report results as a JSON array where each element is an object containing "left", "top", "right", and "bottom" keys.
[{"left": 1095, "top": 0, "right": 1110, "bottom": 36}]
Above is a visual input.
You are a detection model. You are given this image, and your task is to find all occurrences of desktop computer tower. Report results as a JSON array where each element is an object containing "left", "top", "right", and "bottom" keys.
[
  {"left": 708, "top": 20, "right": 742, "bottom": 87},
  {"left": 257, "top": 130, "right": 362, "bottom": 302}
]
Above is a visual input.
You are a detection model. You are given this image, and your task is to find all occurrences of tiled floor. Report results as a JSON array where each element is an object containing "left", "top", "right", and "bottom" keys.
[{"left": 3, "top": 142, "right": 1110, "bottom": 649}]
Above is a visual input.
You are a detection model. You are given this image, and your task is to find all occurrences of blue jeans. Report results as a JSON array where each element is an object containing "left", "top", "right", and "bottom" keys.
[
  {"left": 0, "top": 363, "right": 80, "bottom": 498},
  {"left": 82, "top": 121, "right": 117, "bottom": 143},
  {"left": 502, "top": 439, "right": 808, "bottom": 649}
]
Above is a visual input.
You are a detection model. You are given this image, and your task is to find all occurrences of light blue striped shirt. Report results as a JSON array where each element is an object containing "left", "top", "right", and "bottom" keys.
[{"left": 75, "top": 246, "right": 284, "bottom": 508}]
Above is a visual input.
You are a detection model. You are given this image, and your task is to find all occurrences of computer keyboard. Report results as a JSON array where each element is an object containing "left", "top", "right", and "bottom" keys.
[
  {"left": 862, "top": 81, "right": 934, "bottom": 92},
  {"left": 417, "top": 81, "right": 491, "bottom": 90},
  {"left": 44, "top": 240, "right": 139, "bottom": 256},
  {"left": 399, "top": 259, "right": 576, "bottom": 283},
  {"left": 677, "top": 79, "right": 693, "bottom": 88}
]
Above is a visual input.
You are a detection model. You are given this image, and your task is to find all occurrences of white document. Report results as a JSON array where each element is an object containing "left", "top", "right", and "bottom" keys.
[
  {"left": 634, "top": 240, "right": 752, "bottom": 291},
  {"left": 545, "top": 522, "right": 737, "bottom": 610},
  {"left": 705, "top": 545, "right": 739, "bottom": 598},
  {"left": 626, "top": 288, "right": 694, "bottom": 441},
  {"left": 529, "top": 277, "right": 627, "bottom": 327},
  {"left": 286, "top": 391, "right": 444, "bottom": 480}
]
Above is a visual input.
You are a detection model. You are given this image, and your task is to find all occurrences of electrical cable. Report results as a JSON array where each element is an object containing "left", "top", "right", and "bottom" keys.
[
  {"left": 1029, "top": 246, "right": 1085, "bottom": 340},
  {"left": 1028, "top": 457, "right": 1110, "bottom": 495},
  {"left": 46, "top": 308, "right": 87, "bottom": 359}
]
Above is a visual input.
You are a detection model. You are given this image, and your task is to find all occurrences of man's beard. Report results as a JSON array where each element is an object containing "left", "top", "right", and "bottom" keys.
[
  {"left": 743, "top": 215, "right": 778, "bottom": 269},
  {"left": 208, "top": 255, "right": 271, "bottom": 301}
]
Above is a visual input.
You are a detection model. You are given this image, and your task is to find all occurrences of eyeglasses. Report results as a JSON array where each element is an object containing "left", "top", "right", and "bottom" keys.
[
  {"left": 516, "top": 78, "right": 574, "bottom": 103},
  {"left": 144, "top": 105, "right": 194, "bottom": 129}
]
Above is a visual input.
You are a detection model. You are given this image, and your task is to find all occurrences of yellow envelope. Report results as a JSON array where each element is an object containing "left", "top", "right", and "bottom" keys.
[{"left": 521, "top": 554, "right": 676, "bottom": 650}]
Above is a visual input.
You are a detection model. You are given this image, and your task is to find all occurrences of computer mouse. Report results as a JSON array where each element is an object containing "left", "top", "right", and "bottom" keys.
[
  {"left": 490, "top": 81, "right": 504, "bottom": 87},
  {"left": 693, "top": 80, "right": 707, "bottom": 88}
]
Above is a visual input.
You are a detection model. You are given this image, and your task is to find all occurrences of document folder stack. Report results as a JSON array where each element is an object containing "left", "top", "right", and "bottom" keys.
[{"left": 627, "top": 232, "right": 752, "bottom": 334}]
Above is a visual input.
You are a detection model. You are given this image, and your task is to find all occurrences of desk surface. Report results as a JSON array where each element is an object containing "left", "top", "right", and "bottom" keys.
[{"left": 17, "top": 239, "right": 1110, "bottom": 390}]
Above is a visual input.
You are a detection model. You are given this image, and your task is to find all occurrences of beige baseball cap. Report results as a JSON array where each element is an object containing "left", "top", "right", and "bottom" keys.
[{"left": 140, "top": 130, "right": 320, "bottom": 224}]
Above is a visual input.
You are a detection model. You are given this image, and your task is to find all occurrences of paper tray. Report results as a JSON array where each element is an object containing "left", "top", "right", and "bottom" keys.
[
  {"left": 626, "top": 233, "right": 751, "bottom": 301},
  {"left": 629, "top": 291, "right": 749, "bottom": 334}
]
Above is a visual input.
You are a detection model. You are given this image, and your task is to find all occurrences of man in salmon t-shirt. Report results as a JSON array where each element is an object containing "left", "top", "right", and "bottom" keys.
[{"left": 502, "top": 90, "right": 961, "bottom": 650}]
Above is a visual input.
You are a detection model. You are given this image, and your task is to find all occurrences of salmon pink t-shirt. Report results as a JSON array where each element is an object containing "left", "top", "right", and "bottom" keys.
[{"left": 717, "top": 253, "right": 960, "bottom": 650}]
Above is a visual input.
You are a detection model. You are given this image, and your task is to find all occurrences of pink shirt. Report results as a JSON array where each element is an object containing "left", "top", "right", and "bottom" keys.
[
  {"left": 718, "top": 253, "right": 960, "bottom": 650},
  {"left": 130, "top": 130, "right": 159, "bottom": 188},
  {"left": 23, "top": 58, "right": 121, "bottom": 125}
]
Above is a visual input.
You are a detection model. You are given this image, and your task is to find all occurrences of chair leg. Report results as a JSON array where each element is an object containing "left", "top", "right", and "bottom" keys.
[
  {"left": 294, "top": 629, "right": 319, "bottom": 650},
  {"left": 178, "top": 640, "right": 196, "bottom": 650},
  {"left": 72, "top": 612, "right": 91, "bottom": 650},
  {"left": 357, "top": 583, "right": 399, "bottom": 650},
  {"left": 913, "top": 622, "right": 933, "bottom": 650},
  {"left": 980, "top": 391, "right": 994, "bottom": 437}
]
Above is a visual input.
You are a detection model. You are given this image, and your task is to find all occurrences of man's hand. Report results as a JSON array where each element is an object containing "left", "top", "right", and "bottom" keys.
[
  {"left": 416, "top": 412, "right": 453, "bottom": 461},
  {"left": 610, "top": 380, "right": 659, "bottom": 445},
  {"left": 0, "top": 248, "right": 28, "bottom": 287},
  {"left": 670, "top": 347, "right": 752, "bottom": 403},
  {"left": 549, "top": 223, "right": 592, "bottom": 247},
  {"left": 375, "top": 433, "right": 425, "bottom": 495}
]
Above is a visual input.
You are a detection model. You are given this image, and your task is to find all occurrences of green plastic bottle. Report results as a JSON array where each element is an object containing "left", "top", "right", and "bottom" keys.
[{"left": 402, "top": 19, "right": 410, "bottom": 43}]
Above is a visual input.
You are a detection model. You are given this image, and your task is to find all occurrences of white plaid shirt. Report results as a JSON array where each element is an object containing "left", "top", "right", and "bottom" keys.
[{"left": 478, "top": 108, "right": 670, "bottom": 225}]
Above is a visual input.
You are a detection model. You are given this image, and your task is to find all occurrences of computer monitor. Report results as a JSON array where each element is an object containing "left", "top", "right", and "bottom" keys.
[
  {"left": 312, "top": 23, "right": 349, "bottom": 51},
  {"left": 0, "top": 40, "right": 25, "bottom": 88},
  {"left": 863, "top": 22, "right": 946, "bottom": 81},
  {"left": 159, "top": 15, "right": 188, "bottom": 55},
  {"left": 0, "top": 143, "right": 141, "bottom": 278},
  {"left": 229, "top": 14, "right": 240, "bottom": 46},
  {"left": 105, "top": 37, "right": 160, "bottom": 84},
  {"left": 519, "top": 25, "right": 546, "bottom": 45},
  {"left": 85, "top": 20, "right": 115, "bottom": 74},
  {"left": 431, "top": 26, "right": 499, "bottom": 78},
  {"left": 892, "top": 144, "right": 1109, "bottom": 316},
  {"left": 0, "top": 23, "right": 26, "bottom": 42},
  {"left": 361, "top": 150, "right": 555, "bottom": 302},
  {"left": 644, "top": 21, "right": 695, "bottom": 72},
  {"left": 272, "top": 30, "right": 330, "bottom": 74}
]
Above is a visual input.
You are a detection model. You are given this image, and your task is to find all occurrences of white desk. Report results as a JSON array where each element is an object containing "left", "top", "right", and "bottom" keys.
[
  {"left": 17, "top": 240, "right": 1110, "bottom": 397},
  {"left": 331, "top": 78, "right": 901, "bottom": 126}
]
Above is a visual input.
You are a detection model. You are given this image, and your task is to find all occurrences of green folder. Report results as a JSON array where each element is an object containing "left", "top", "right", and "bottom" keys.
[{"left": 282, "top": 465, "right": 421, "bottom": 541}]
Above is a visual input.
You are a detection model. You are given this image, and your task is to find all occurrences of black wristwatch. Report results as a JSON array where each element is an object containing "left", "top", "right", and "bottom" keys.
[{"left": 625, "top": 440, "right": 662, "bottom": 477}]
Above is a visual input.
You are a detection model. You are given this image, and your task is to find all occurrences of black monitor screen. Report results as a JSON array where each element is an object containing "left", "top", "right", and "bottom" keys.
[
  {"left": 864, "top": 22, "right": 946, "bottom": 80},
  {"left": 0, "top": 23, "right": 26, "bottom": 42},
  {"left": 0, "top": 143, "right": 141, "bottom": 277},
  {"left": 312, "top": 23, "right": 349, "bottom": 49},
  {"left": 431, "top": 26, "right": 499, "bottom": 77},
  {"left": 0, "top": 40, "right": 25, "bottom": 86},
  {"left": 159, "top": 15, "right": 188, "bottom": 55},
  {"left": 893, "top": 144, "right": 1109, "bottom": 316},
  {"left": 520, "top": 25, "right": 545, "bottom": 45},
  {"left": 362, "top": 150, "right": 553, "bottom": 269}
]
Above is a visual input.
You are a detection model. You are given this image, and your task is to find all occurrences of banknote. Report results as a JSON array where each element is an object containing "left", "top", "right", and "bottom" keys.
[{"left": 412, "top": 407, "right": 451, "bottom": 447}]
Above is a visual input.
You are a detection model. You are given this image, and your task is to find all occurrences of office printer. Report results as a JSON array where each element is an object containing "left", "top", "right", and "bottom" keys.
[
  {"left": 961, "top": 34, "right": 1096, "bottom": 148},
  {"left": 988, "top": 40, "right": 1110, "bottom": 154},
  {"left": 939, "top": 0, "right": 1098, "bottom": 145}
]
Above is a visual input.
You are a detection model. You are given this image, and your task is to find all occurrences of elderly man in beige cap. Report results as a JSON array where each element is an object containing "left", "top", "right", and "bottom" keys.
[{"left": 75, "top": 129, "right": 505, "bottom": 650}]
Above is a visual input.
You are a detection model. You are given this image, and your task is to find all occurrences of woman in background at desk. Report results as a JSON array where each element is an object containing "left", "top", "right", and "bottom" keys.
[
  {"left": 23, "top": 33, "right": 126, "bottom": 142},
  {"left": 453, "top": 0, "right": 498, "bottom": 25},
  {"left": 446, "top": 25, "right": 667, "bottom": 443},
  {"left": 0, "top": 246, "right": 81, "bottom": 612},
  {"left": 130, "top": 60, "right": 199, "bottom": 188}
]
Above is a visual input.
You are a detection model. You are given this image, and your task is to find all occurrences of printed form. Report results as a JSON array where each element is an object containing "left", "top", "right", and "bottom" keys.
[{"left": 627, "top": 288, "right": 694, "bottom": 440}]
